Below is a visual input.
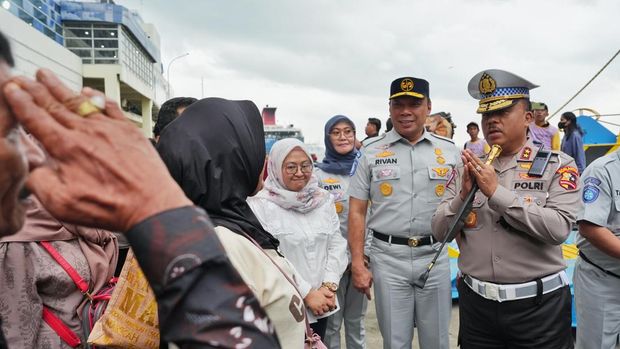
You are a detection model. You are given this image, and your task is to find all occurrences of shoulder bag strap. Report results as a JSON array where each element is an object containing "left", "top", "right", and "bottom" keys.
[
  {"left": 41, "top": 307, "right": 82, "bottom": 348},
  {"left": 38, "top": 241, "right": 89, "bottom": 348},
  {"left": 238, "top": 232, "right": 316, "bottom": 338},
  {"left": 39, "top": 241, "right": 91, "bottom": 296}
]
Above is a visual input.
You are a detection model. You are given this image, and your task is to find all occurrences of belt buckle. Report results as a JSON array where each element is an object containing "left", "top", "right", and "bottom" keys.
[
  {"left": 483, "top": 282, "right": 501, "bottom": 301},
  {"left": 408, "top": 237, "right": 419, "bottom": 247}
]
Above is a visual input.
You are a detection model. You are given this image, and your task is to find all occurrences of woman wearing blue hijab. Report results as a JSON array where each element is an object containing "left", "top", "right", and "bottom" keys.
[{"left": 316, "top": 115, "right": 368, "bottom": 349}]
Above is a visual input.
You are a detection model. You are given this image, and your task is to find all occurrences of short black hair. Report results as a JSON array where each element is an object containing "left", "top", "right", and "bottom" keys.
[
  {"left": 0, "top": 31, "right": 15, "bottom": 67},
  {"left": 386, "top": 118, "right": 393, "bottom": 132},
  {"left": 153, "top": 97, "right": 198, "bottom": 136},
  {"left": 466, "top": 122, "right": 479, "bottom": 130},
  {"left": 367, "top": 117, "right": 381, "bottom": 132}
]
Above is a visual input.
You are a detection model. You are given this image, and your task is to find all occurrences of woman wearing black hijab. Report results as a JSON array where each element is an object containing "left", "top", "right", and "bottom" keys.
[{"left": 157, "top": 98, "right": 306, "bottom": 348}]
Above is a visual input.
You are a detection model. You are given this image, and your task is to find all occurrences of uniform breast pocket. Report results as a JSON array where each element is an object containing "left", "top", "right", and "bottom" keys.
[
  {"left": 515, "top": 191, "right": 548, "bottom": 206},
  {"left": 612, "top": 197, "right": 620, "bottom": 230},
  {"left": 425, "top": 166, "right": 452, "bottom": 203},
  {"left": 371, "top": 166, "right": 400, "bottom": 201}
]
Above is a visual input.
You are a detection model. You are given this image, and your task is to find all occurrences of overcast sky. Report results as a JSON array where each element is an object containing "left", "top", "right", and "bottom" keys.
[{"left": 118, "top": 0, "right": 620, "bottom": 148}]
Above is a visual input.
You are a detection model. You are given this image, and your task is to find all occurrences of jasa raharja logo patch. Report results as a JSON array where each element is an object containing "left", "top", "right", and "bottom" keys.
[{"left": 400, "top": 78, "right": 414, "bottom": 92}]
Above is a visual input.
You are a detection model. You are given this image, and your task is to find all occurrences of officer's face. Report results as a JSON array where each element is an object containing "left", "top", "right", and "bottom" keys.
[
  {"left": 281, "top": 148, "right": 312, "bottom": 192},
  {"left": 330, "top": 121, "right": 355, "bottom": 155},
  {"left": 481, "top": 100, "right": 532, "bottom": 155},
  {"left": 389, "top": 96, "right": 431, "bottom": 142}
]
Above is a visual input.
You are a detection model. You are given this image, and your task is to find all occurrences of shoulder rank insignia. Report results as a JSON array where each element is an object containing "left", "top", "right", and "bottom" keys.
[{"left": 519, "top": 147, "right": 532, "bottom": 161}]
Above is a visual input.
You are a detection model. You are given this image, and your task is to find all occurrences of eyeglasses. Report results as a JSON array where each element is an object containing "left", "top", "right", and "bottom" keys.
[
  {"left": 284, "top": 162, "right": 314, "bottom": 174},
  {"left": 329, "top": 128, "right": 354, "bottom": 138}
]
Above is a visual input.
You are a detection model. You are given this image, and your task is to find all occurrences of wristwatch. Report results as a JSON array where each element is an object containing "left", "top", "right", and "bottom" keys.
[{"left": 321, "top": 282, "right": 338, "bottom": 292}]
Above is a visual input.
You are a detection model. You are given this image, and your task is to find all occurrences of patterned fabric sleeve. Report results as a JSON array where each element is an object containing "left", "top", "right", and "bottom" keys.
[{"left": 126, "top": 206, "right": 281, "bottom": 348}]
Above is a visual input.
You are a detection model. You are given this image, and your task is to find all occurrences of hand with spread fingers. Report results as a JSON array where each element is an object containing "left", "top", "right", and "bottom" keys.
[
  {"left": 461, "top": 149, "right": 498, "bottom": 198},
  {"left": 3, "top": 68, "right": 191, "bottom": 232}
]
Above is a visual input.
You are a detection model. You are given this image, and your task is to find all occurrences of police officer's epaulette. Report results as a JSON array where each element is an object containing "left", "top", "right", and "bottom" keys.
[
  {"left": 550, "top": 149, "right": 562, "bottom": 156},
  {"left": 361, "top": 134, "right": 387, "bottom": 148},
  {"left": 429, "top": 133, "right": 455, "bottom": 144}
]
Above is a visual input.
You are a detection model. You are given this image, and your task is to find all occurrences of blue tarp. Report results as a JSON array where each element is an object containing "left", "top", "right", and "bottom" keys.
[{"left": 577, "top": 115, "right": 617, "bottom": 144}]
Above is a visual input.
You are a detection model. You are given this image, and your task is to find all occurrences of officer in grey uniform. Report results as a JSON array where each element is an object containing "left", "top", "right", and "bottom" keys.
[
  {"left": 316, "top": 114, "right": 370, "bottom": 349},
  {"left": 574, "top": 148, "right": 620, "bottom": 349},
  {"left": 432, "top": 69, "right": 579, "bottom": 348},
  {"left": 348, "top": 77, "right": 459, "bottom": 349}
]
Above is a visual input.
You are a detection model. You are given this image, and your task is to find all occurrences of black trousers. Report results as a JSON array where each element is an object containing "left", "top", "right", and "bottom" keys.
[
  {"left": 310, "top": 317, "right": 328, "bottom": 339},
  {"left": 457, "top": 277, "right": 573, "bottom": 349}
]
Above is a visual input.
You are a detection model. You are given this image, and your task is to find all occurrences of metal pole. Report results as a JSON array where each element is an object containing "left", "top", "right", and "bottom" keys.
[{"left": 166, "top": 52, "right": 189, "bottom": 99}]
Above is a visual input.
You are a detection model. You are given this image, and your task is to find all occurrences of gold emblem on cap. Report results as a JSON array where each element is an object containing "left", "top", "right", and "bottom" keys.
[
  {"left": 400, "top": 78, "right": 414, "bottom": 92},
  {"left": 435, "top": 184, "right": 445, "bottom": 197},
  {"left": 436, "top": 156, "right": 446, "bottom": 164},
  {"left": 379, "top": 182, "right": 393, "bottom": 196},
  {"left": 479, "top": 73, "right": 497, "bottom": 94},
  {"left": 335, "top": 202, "right": 344, "bottom": 214},
  {"left": 434, "top": 148, "right": 443, "bottom": 155}
]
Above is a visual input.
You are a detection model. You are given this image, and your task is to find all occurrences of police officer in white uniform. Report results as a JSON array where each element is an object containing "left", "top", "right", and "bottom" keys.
[
  {"left": 575, "top": 148, "right": 620, "bottom": 349},
  {"left": 348, "top": 77, "right": 459, "bottom": 349}
]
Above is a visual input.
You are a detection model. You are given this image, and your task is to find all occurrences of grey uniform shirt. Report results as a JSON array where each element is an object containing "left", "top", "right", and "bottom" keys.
[
  {"left": 315, "top": 170, "right": 351, "bottom": 236},
  {"left": 432, "top": 139, "right": 581, "bottom": 283},
  {"left": 348, "top": 129, "right": 460, "bottom": 237},
  {"left": 577, "top": 149, "right": 620, "bottom": 275}
]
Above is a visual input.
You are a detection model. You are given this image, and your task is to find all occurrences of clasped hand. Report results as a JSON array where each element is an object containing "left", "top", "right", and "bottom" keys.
[{"left": 459, "top": 149, "right": 498, "bottom": 201}]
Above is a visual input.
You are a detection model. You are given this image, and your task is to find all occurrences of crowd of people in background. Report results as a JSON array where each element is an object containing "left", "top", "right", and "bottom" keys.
[{"left": 0, "top": 27, "right": 614, "bottom": 349}]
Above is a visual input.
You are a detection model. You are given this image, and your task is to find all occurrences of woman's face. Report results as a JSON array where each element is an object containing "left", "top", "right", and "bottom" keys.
[
  {"left": 329, "top": 121, "right": 355, "bottom": 155},
  {"left": 560, "top": 116, "right": 569, "bottom": 125},
  {"left": 281, "top": 148, "right": 313, "bottom": 192}
]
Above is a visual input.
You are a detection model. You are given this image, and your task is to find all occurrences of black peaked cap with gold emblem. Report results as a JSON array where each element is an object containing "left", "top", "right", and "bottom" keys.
[
  {"left": 468, "top": 69, "right": 538, "bottom": 114},
  {"left": 390, "top": 77, "right": 429, "bottom": 100}
]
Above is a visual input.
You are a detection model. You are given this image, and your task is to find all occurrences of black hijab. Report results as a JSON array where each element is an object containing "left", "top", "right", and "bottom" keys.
[{"left": 157, "top": 97, "right": 279, "bottom": 250}]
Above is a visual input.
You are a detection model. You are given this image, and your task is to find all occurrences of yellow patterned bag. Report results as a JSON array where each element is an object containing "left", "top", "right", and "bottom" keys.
[{"left": 88, "top": 249, "right": 159, "bottom": 348}]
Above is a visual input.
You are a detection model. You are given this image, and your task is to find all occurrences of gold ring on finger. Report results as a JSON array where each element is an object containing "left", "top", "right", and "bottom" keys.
[
  {"left": 76, "top": 100, "right": 101, "bottom": 117},
  {"left": 475, "top": 165, "right": 482, "bottom": 172}
]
